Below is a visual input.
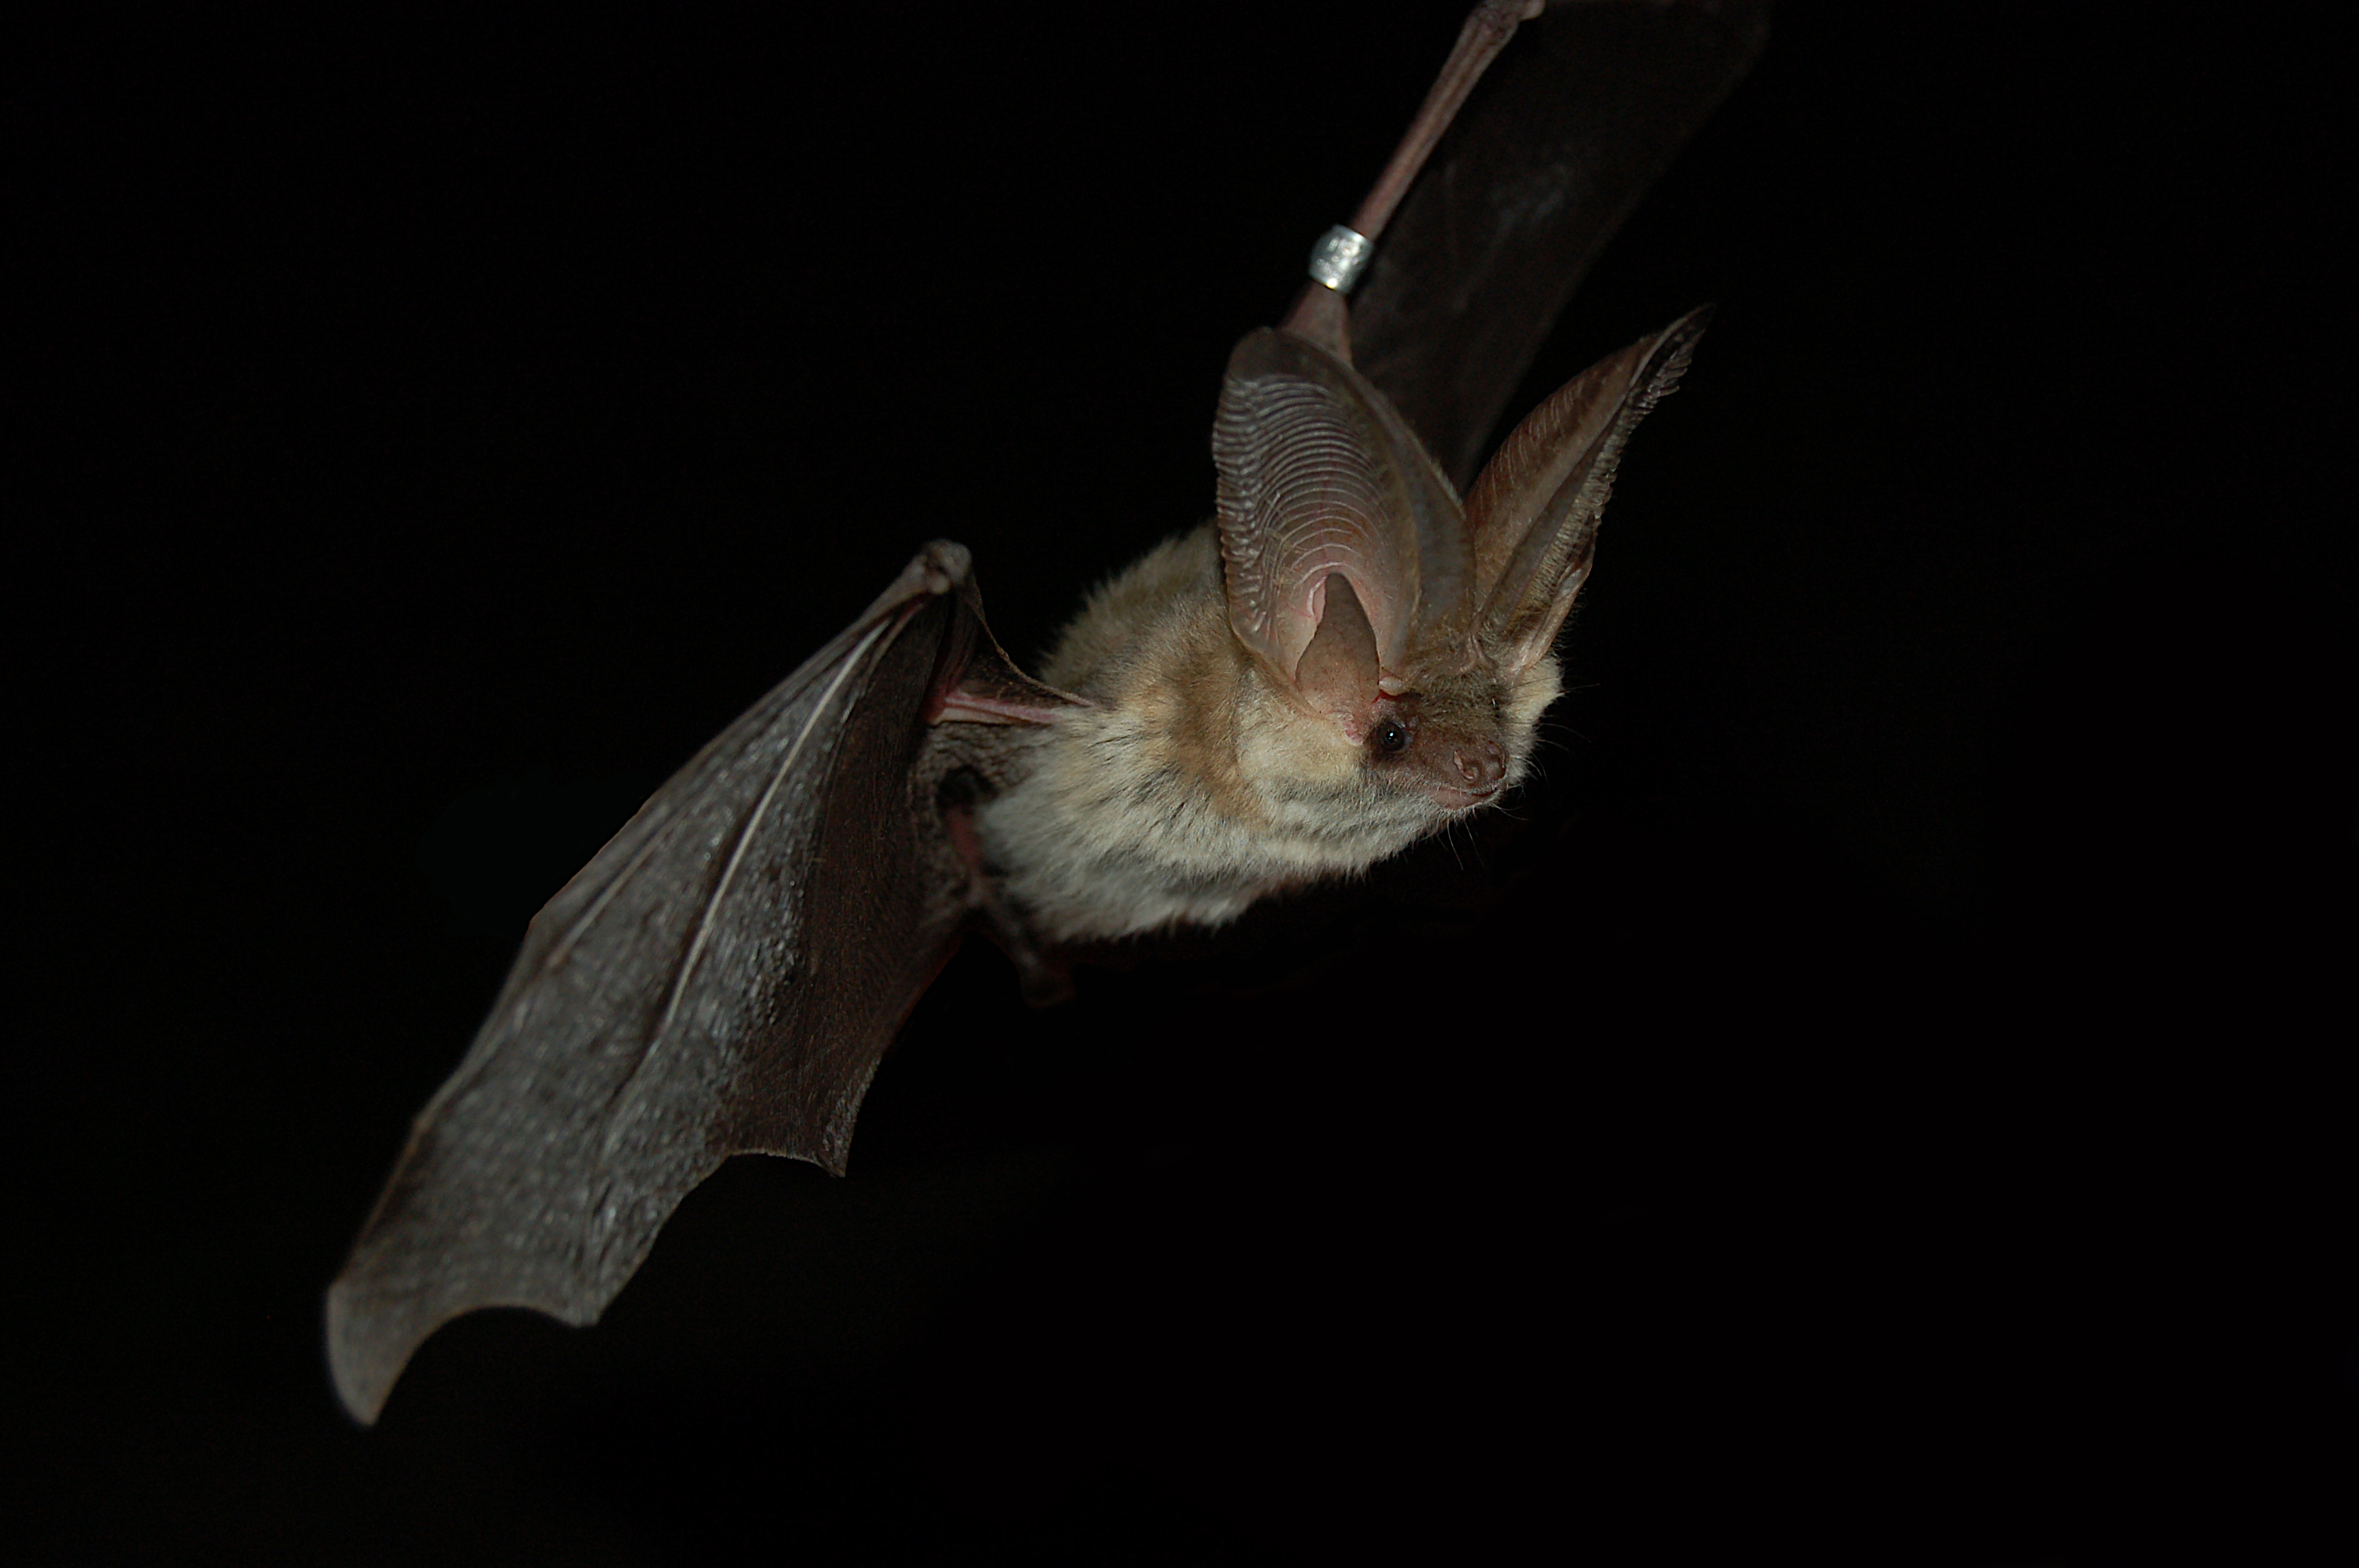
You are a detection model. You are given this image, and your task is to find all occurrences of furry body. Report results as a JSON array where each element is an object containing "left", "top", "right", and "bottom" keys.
[{"left": 977, "top": 525, "right": 1562, "bottom": 942}]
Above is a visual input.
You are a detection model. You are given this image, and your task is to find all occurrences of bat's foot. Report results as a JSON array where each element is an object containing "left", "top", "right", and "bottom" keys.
[
  {"left": 1011, "top": 947, "right": 1074, "bottom": 1009},
  {"left": 970, "top": 862, "right": 1074, "bottom": 1008}
]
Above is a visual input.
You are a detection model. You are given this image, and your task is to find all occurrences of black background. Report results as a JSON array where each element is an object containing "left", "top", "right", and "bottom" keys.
[{"left": 15, "top": 2, "right": 2354, "bottom": 1563}]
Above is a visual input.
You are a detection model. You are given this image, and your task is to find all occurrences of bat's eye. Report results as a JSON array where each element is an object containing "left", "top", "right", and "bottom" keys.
[{"left": 1375, "top": 720, "right": 1409, "bottom": 754}]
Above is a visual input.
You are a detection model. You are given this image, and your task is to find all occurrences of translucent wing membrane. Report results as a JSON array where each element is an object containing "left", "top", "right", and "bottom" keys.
[
  {"left": 328, "top": 545, "right": 1007, "bottom": 1424},
  {"left": 1351, "top": 0, "right": 1765, "bottom": 488}
]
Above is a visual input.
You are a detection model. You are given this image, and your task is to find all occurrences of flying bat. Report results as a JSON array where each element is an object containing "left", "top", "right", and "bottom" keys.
[{"left": 327, "top": 0, "right": 1767, "bottom": 1423}]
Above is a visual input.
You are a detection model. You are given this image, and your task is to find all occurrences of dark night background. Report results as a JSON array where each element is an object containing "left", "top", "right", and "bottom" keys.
[{"left": 13, "top": 2, "right": 2354, "bottom": 1563}]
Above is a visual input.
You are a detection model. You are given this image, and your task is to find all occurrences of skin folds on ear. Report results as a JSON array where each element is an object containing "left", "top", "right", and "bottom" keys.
[
  {"left": 1211, "top": 328, "right": 1467, "bottom": 704},
  {"left": 1464, "top": 307, "right": 1710, "bottom": 673}
]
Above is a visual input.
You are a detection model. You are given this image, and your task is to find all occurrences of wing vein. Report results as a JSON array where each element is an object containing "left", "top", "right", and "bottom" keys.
[
  {"left": 536, "top": 633, "right": 845, "bottom": 978},
  {"left": 601, "top": 614, "right": 896, "bottom": 1123}
]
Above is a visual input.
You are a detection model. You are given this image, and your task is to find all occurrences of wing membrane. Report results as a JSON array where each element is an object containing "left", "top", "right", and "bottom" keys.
[
  {"left": 1351, "top": 0, "right": 1767, "bottom": 488},
  {"left": 327, "top": 545, "right": 980, "bottom": 1423}
]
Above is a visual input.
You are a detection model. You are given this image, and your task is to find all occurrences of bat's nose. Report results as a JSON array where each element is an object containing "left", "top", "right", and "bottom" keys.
[{"left": 1455, "top": 739, "right": 1506, "bottom": 788}]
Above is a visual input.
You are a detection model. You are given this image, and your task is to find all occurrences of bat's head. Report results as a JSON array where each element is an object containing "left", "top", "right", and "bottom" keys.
[{"left": 1212, "top": 314, "right": 1706, "bottom": 821}]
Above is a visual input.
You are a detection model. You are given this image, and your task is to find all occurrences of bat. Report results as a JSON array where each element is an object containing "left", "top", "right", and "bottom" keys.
[{"left": 327, "top": 0, "right": 1767, "bottom": 1424}]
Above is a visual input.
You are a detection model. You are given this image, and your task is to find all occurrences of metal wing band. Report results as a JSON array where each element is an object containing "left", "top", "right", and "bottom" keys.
[{"left": 1307, "top": 225, "right": 1376, "bottom": 293}]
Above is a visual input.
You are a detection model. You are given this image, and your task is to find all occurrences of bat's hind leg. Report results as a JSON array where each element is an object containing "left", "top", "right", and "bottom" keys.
[{"left": 936, "top": 768, "right": 1073, "bottom": 1007}]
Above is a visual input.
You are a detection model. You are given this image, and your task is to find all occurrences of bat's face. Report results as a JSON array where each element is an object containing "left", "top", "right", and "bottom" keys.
[
  {"left": 1364, "top": 644, "right": 1561, "bottom": 813},
  {"left": 1229, "top": 617, "right": 1561, "bottom": 866}
]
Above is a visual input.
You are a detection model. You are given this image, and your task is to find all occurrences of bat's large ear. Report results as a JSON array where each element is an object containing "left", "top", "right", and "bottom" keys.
[
  {"left": 1467, "top": 309, "right": 1709, "bottom": 673},
  {"left": 1212, "top": 327, "right": 1467, "bottom": 722}
]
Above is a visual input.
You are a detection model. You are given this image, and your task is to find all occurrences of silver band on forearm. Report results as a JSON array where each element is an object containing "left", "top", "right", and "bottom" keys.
[{"left": 1307, "top": 224, "right": 1376, "bottom": 293}]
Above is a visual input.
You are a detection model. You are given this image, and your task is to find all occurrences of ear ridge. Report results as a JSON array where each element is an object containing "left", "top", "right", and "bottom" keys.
[
  {"left": 1213, "top": 328, "right": 1467, "bottom": 693},
  {"left": 1466, "top": 308, "right": 1709, "bottom": 670}
]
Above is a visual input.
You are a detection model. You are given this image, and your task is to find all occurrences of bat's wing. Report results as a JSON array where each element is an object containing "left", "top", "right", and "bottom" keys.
[
  {"left": 1351, "top": 0, "right": 1767, "bottom": 489},
  {"left": 327, "top": 542, "right": 1043, "bottom": 1423}
]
